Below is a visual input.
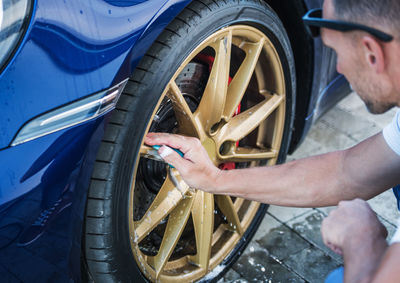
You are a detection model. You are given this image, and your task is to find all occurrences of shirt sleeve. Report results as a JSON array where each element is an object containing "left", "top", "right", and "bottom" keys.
[{"left": 383, "top": 110, "right": 400, "bottom": 156}]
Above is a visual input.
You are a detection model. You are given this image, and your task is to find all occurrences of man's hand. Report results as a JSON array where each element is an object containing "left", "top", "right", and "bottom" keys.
[
  {"left": 321, "top": 198, "right": 387, "bottom": 255},
  {"left": 144, "top": 133, "right": 221, "bottom": 191},
  {"left": 321, "top": 199, "right": 388, "bottom": 282}
]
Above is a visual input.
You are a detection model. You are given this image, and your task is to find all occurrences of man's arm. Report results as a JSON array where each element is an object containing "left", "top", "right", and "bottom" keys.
[
  {"left": 371, "top": 244, "right": 400, "bottom": 283},
  {"left": 321, "top": 199, "right": 400, "bottom": 283},
  {"left": 145, "top": 132, "right": 400, "bottom": 207}
]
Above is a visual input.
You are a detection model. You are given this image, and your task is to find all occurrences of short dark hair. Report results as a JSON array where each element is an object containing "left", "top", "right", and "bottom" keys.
[{"left": 333, "top": 0, "right": 400, "bottom": 38}]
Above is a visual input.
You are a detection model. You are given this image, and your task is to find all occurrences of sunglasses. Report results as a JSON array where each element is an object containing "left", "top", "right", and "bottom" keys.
[{"left": 302, "top": 8, "right": 393, "bottom": 42}]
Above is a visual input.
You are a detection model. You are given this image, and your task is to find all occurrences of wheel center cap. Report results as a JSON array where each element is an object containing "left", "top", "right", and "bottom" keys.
[{"left": 202, "top": 138, "right": 217, "bottom": 164}]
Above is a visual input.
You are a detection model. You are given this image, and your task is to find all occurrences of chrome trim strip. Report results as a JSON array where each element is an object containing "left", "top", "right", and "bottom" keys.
[{"left": 11, "top": 78, "right": 128, "bottom": 146}]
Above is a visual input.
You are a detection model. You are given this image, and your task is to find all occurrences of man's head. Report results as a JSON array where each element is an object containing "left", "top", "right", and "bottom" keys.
[{"left": 322, "top": 0, "right": 400, "bottom": 114}]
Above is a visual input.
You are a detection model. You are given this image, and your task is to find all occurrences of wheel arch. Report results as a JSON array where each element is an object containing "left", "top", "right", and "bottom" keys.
[
  {"left": 263, "top": 0, "right": 315, "bottom": 153},
  {"left": 118, "top": 0, "right": 193, "bottom": 84}
]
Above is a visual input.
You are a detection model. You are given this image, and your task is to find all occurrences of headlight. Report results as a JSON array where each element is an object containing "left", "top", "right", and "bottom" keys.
[{"left": 0, "top": 0, "right": 32, "bottom": 73}]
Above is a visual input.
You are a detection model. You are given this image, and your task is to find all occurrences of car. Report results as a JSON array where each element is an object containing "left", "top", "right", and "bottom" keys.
[{"left": 0, "top": 0, "right": 350, "bottom": 282}]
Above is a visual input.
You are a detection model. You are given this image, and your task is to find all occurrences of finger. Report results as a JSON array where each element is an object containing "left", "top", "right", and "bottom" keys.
[
  {"left": 145, "top": 133, "right": 185, "bottom": 149},
  {"left": 326, "top": 242, "right": 343, "bottom": 255},
  {"left": 159, "top": 145, "right": 192, "bottom": 173},
  {"left": 334, "top": 248, "right": 343, "bottom": 255},
  {"left": 321, "top": 219, "right": 328, "bottom": 245},
  {"left": 326, "top": 242, "right": 334, "bottom": 251},
  {"left": 144, "top": 132, "right": 166, "bottom": 145},
  {"left": 321, "top": 218, "right": 333, "bottom": 246},
  {"left": 145, "top": 133, "right": 197, "bottom": 154}
]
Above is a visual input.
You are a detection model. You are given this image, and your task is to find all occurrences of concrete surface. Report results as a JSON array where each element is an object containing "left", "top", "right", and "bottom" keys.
[{"left": 218, "top": 93, "right": 399, "bottom": 283}]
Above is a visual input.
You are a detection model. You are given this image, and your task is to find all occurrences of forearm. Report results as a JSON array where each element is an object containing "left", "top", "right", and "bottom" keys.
[
  {"left": 213, "top": 157, "right": 388, "bottom": 207},
  {"left": 213, "top": 151, "right": 350, "bottom": 207},
  {"left": 371, "top": 244, "right": 400, "bottom": 283},
  {"left": 213, "top": 133, "right": 399, "bottom": 207}
]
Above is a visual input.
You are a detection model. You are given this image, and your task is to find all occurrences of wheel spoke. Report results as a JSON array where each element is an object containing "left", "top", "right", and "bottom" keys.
[
  {"left": 194, "top": 31, "right": 232, "bottom": 132},
  {"left": 133, "top": 173, "right": 189, "bottom": 243},
  {"left": 151, "top": 196, "right": 194, "bottom": 279},
  {"left": 167, "top": 81, "right": 205, "bottom": 139},
  {"left": 215, "top": 195, "right": 243, "bottom": 235},
  {"left": 189, "top": 191, "right": 214, "bottom": 271},
  {"left": 218, "top": 94, "right": 283, "bottom": 142},
  {"left": 219, "top": 147, "right": 278, "bottom": 162},
  {"left": 223, "top": 39, "right": 264, "bottom": 120},
  {"left": 233, "top": 197, "right": 245, "bottom": 211}
]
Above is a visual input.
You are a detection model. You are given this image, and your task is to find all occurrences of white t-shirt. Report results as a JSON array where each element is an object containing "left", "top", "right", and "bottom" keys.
[
  {"left": 383, "top": 110, "right": 400, "bottom": 156},
  {"left": 382, "top": 110, "right": 400, "bottom": 244},
  {"left": 391, "top": 218, "right": 400, "bottom": 244}
]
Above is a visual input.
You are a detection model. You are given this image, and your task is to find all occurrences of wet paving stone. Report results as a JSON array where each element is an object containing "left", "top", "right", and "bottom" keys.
[
  {"left": 253, "top": 214, "right": 282, "bottom": 242},
  {"left": 267, "top": 206, "right": 312, "bottom": 223},
  {"left": 256, "top": 224, "right": 309, "bottom": 261},
  {"left": 367, "top": 190, "right": 400, "bottom": 225},
  {"left": 320, "top": 107, "right": 375, "bottom": 139},
  {"left": 232, "top": 248, "right": 305, "bottom": 282},
  {"left": 223, "top": 279, "right": 249, "bottom": 283},
  {"left": 287, "top": 210, "right": 343, "bottom": 263},
  {"left": 220, "top": 269, "right": 242, "bottom": 282},
  {"left": 284, "top": 247, "right": 341, "bottom": 283},
  {"left": 307, "top": 121, "right": 357, "bottom": 153}
]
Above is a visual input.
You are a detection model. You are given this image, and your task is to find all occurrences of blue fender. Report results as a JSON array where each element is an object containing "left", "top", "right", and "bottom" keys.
[{"left": 0, "top": 0, "right": 192, "bottom": 281}]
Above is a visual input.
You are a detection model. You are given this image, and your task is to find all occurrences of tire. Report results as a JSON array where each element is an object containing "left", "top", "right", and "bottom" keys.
[{"left": 83, "top": 0, "right": 295, "bottom": 282}]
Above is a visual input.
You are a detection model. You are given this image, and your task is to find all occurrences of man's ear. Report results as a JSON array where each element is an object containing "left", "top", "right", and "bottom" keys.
[{"left": 361, "top": 35, "right": 385, "bottom": 73}]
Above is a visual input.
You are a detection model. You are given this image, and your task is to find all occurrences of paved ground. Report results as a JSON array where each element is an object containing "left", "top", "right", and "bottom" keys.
[{"left": 218, "top": 92, "right": 399, "bottom": 283}]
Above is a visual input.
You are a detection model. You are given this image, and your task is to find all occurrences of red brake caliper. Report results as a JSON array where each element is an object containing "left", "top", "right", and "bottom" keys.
[{"left": 195, "top": 54, "right": 240, "bottom": 171}]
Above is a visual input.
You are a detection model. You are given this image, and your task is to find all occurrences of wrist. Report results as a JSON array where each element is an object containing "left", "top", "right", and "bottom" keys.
[
  {"left": 344, "top": 220, "right": 388, "bottom": 250},
  {"left": 346, "top": 230, "right": 386, "bottom": 250},
  {"left": 343, "top": 230, "right": 387, "bottom": 262},
  {"left": 211, "top": 168, "right": 228, "bottom": 193},
  {"left": 343, "top": 235, "right": 387, "bottom": 283}
]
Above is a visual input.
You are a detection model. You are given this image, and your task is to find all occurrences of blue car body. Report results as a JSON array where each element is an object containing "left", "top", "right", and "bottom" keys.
[{"left": 0, "top": 0, "right": 349, "bottom": 281}]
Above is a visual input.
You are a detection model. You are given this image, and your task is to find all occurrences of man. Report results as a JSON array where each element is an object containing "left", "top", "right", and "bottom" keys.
[{"left": 145, "top": 0, "right": 400, "bottom": 281}]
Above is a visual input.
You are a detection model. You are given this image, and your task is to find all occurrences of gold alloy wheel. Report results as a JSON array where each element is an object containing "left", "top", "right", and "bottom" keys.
[{"left": 129, "top": 25, "right": 286, "bottom": 282}]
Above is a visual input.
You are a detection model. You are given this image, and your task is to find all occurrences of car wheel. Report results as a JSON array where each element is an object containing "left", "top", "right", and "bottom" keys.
[{"left": 84, "top": 0, "right": 295, "bottom": 282}]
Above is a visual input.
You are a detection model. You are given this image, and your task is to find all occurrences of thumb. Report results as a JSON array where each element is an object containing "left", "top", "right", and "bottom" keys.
[{"left": 159, "top": 146, "right": 190, "bottom": 172}]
